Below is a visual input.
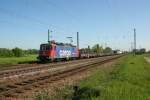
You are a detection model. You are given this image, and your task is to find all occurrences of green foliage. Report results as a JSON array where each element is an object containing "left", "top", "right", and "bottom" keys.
[
  {"left": 0, "top": 48, "right": 38, "bottom": 57},
  {"left": 103, "top": 47, "right": 112, "bottom": 53},
  {"left": 80, "top": 44, "right": 104, "bottom": 54},
  {"left": 0, "top": 47, "right": 38, "bottom": 66},
  {"left": 0, "top": 48, "right": 14, "bottom": 57},
  {"left": 24, "top": 49, "right": 39, "bottom": 55},
  {"left": 35, "top": 92, "right": 51, "bottom": 100},
  {"left": 71, "top": 86, "right": 100, "bottom": 100},
  {"left": 80, "top": 44, "right": 113, "bottom": 54},
  {"left": 92, "top": 44, "right": 103, "bottom": 53},
  {"left": 79, "top": 55, "right": 150, "bottom": 100},
  {"left": 12, "top": 47, "right": 24, "bottom": 57}
]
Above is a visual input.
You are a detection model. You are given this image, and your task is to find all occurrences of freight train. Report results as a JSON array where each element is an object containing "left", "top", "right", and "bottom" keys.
[{"left": 37, "top": 40, "right": 118, "bottom": 62}]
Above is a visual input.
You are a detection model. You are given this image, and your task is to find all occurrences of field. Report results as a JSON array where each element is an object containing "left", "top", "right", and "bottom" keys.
[
  {"left": 0, "top": 55, "right": 37, "bottom": 66},
  {"left": 38, "top": 54, "right": 150, "bottom": 100}
]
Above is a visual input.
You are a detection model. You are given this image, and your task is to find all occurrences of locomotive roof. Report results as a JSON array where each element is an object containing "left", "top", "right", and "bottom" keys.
[
  {"left": 41, "top": 42, "right": 76, "bottom": 47},
  {"left": 55, "top": 42, "right": 76, "bottom": 47}
]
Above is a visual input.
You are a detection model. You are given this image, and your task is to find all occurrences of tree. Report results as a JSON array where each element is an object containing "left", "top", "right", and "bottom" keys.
[
  {"left": 103, "top": 47, "right": 112, "bottom": 53},
  {"left": 92, "top": 44, "right": 103, "bottom": 53},
  {"left": 0, "top": 48, "right": 14, "bottom": 57},
  {"left": 0, "top": 48, "right": 38, "bottom": 57},
  {"left": 12, "top": 47, "right": 24, "bottom": 57},
  {"left": 24, "top": 49, "right": 38, "bottom": 55}
]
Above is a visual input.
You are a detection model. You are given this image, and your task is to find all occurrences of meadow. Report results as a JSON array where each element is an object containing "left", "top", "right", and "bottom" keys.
[{"left": 0, "top": 55, "right": 37, "bottom": 66}]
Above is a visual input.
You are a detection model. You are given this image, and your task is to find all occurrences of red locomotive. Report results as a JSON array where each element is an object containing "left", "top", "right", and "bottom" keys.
[{"left": 38, "top": 40, "right": 80, "bottom": 61}]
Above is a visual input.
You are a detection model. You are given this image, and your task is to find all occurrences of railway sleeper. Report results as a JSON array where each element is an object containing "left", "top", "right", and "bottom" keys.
[
  {"left": 6, "top": 85, "right": 17, "bottom": 89},
  {"left": 15, "top": 83, "right": 27, "bottom": 86},
  {"left": 22, "top": 80, "right": 34, "bottom": 84},
  {"left": 14, "top": 89, "right": 24, "bottom": 94},
  {"left": 23, "top": 87, "right": 32, "bottom": 90},
  {"left": 33, "top": 85, "right": 39, "bottom": 88},
  {"left": 3, "top": 92, "right": 14, "bottom": 97},
  {"left": 0, "top": 87, "right": 9, "bottom": 93}
]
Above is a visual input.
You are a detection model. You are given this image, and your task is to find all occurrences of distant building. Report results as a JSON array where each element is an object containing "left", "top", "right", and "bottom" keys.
[{"left": 113, "top": 50, "right": 122, "bottom": 54}]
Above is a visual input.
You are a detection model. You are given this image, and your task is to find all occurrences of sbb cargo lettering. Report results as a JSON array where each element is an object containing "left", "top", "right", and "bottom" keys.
[{"left": 59, "top": 50, "right": 71, "bottom": 57}]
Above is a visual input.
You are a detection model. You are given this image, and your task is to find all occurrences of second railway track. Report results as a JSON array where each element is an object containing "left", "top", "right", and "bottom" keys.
[{"left": 0, "top": 58, "right": 97, "bottom": 79}]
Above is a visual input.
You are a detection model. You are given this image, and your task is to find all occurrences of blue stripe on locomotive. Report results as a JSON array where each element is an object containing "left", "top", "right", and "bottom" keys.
[{"left": 55, "top": 45, "right": 78, "bottom": 58}]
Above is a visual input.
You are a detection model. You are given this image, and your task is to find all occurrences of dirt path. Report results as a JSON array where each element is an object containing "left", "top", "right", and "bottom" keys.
[{"left": 144, "top": 57, "right": 150, "bottom": 64}]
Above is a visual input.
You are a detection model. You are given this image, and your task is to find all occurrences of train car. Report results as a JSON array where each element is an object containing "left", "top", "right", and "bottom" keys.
[{"left": 38, "top": 41, "right": 79, "bottom": 61}]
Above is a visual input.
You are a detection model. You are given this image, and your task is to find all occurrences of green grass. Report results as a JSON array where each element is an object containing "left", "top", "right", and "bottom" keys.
[
  {"left": 37, "top": 54, "right": 150, "bottom": 100},
  {"left": 0, "top": 55, "right": 38, "bottom": 66},
  {"left": 79, "top": 54, "right": 150, "bottom": 100}
]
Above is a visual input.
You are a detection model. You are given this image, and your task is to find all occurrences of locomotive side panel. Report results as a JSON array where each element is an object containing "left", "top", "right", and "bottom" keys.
[{"left": 55, "top": 45, "right": 79, "bottom": 58}]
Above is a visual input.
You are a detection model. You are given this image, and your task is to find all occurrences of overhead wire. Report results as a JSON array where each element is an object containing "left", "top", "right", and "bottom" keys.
[
  {"left": 0, "top": 6, "right": 67, "bottom": 33},
  {"left": 45, "top": 0, "right": 81, "bottom": 37},
  {"left": 0, "top": 1, "right": 101, "bottom": 46},
  {"left": 46, "top": 0, "right": 80, "bottom": 21}
]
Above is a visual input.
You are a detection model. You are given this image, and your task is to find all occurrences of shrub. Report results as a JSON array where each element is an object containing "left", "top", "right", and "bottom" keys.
[{"left": 12, "top": 47, "right": 24, "bottom": 57}]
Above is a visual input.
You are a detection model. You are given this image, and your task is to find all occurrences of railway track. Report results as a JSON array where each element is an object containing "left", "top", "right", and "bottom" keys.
[
  {"left": 0, "top": 56, "right": 114, "bottom": 80},
  {"left": 0, "top": 55, "right": 122, "bottom": 98}
]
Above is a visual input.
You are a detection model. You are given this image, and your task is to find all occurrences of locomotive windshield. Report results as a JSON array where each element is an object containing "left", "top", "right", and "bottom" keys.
[{"left": 40, "top": 44, "right": 51, "bottom": 51}]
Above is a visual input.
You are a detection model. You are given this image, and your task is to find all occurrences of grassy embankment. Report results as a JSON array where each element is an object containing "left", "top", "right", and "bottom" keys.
[
  {"left": 36, "top": 54, "right": 150, "bottom": 100},
  {"left": 0, "top": 55, "right": 37, "bottom": 66}
]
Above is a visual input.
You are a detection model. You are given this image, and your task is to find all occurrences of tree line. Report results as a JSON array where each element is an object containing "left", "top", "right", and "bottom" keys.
[
  {"left": 80, "top": 44, "right": 113, "bottom": 54},
  {"left": 0, "top": 48, "right": 38, "bottom": 57}
]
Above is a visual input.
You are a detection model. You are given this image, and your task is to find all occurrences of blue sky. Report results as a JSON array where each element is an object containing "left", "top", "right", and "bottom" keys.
[{"left": 0, "top": 0, "right": 150, "bottom": 51}]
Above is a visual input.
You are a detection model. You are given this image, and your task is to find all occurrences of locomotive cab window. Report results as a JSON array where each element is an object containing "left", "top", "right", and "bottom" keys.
[{"left": 40, "top": 44, "right": 51, "bottom": 51}]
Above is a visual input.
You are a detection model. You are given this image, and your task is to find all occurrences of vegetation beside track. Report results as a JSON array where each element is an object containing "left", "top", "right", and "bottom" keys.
[
  {"left": 0, "top": 48, "right": 38, "bottom": 57},
  {"left": 36, "top": 54, "right": 150, "bottom": 100},
  {"left": 0, "top": 54, "right": 37, "bottom": 66}
]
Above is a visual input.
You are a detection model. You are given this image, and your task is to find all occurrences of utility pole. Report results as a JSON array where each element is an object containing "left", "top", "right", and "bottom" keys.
[
  {"left": 48, "top": 29, "right": 53, "bottom": 43},
  {"left": 77, "top": 32, "right": 79, "bottom": 49},
  {"left": 134, "top": 28, "right": 136, "bottom": 54},
  {"left": 88, "top": 45, "right": 90, "bottom": 58},
  {"left": 131, "top": 42, "right": 133, "bottom": 52},
  {"left": 134, "top": 28, "right": 136, "bottom": 50},
  {"left": 105, "top": 42, "right": 107, "bottom": 48},
  {"left": 48, "top": 29, "right": 50, "bottom": 43}
]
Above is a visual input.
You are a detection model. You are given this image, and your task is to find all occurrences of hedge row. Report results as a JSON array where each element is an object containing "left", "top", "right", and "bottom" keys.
[{"left": 0, "top": 48, "right": 38, "bottom": 57}]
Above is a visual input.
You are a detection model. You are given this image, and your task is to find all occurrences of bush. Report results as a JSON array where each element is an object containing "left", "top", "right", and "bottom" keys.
[
  {"left": 24, "top": 49, "right": 38, "bottom": 55},
  {"left": 12, "top": 47, "right": 24, "bottom": 57},
  {"left": 103, "top": 47, "right": 113, "bottom": 54},
  {"left": 92, "top": 44, "right": 103, "bottom": 53},
  {"left": 0, "top": 48, "right": 38, "bottom": 58},
  {"left": 0, "top": 48, "right": 14, "bottom": 57}
]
